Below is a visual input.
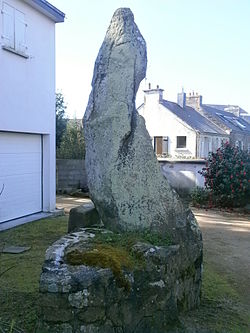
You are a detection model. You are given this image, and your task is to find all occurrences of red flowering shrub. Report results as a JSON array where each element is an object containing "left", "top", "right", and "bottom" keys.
[{"left": 199, "top": 142, "right": 250, "bottom": 207}]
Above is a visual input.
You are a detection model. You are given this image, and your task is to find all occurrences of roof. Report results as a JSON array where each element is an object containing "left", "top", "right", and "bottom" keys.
[
  {"left": 206, "top": 104, "right": 248, "bottom": 115},
  {"left": 160, "top": 100, "right": 227, "bottom": 135},
  {"left": 202, "top": 105, "right": 250, "bottom": 133},
  {"left": 23, "top": 0, "right": 65, "bottom": 22}
]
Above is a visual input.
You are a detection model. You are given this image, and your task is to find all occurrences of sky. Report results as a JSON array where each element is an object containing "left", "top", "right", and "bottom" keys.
[{"left": 50, "top": 0, "right": 250, "bottom": 119}]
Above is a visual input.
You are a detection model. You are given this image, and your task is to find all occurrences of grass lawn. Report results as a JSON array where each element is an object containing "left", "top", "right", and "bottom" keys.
[
  {"left": 180, "top": 261, "right": 250, "bottom": 332},
  {"left": 0, "top": 215, "right": 249, "bottom": 333},
  {"left": 0, "top": 216, "right": 68, "bottom": 333}
]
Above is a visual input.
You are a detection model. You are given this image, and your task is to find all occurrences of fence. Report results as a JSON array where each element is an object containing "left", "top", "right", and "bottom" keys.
[{"left": 56, "top": 159, "right": 88, "bottom": 193}]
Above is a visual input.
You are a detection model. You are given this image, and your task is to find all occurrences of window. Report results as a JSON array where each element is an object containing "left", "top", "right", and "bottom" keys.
[
  {"left": 1, "top": 2, "right": 27, "bottom": 56},
  {"left": 162, "top": 137, "right": 168, "bottom": 154},
  {"left": 153, "top": 136, "right": 168, "bottom": 155},
  {"left": 215, "top": 138, "right": 219, "bottom": 151},
  {"left": 176, "top": 136, "right": 186, "bottom": 148},
  {"left": 233, "top": 120, "right": 246, "bottom": 130},
  {"left": 154, "top": 137, "right": 162, "bottom": 155},
  {"left": 203, "top": 137, "right": 209, "bottom": 157},
  {"left": 235, "top": 140, "right": 243, "bottom": 150},
  {"left": 216, "top": 113, "right": 246, "bottom": 130}
]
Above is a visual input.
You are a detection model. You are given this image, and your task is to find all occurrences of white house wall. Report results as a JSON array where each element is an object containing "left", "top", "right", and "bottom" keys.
[
  {"left": 199, "top": 134, "right": 226, "bottom": 158},
  {"left": 0, "top": 0, "right": 56, "bottom": 212},
  {"left": 139, "top": 102, "right": 197, "bottom": 158}
]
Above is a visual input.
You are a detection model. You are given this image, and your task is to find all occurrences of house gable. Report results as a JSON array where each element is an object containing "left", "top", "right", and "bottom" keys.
[
  {"left": 138, "top": 87, "right": 229, "bottom": 158},
  {"left": 139, "top": 98, "right": 197, "bottom": 157}
]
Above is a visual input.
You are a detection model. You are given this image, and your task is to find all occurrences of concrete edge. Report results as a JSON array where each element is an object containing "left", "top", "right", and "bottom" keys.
[{"left": 0, "top": 209, "right": 65, "bottom": 232}]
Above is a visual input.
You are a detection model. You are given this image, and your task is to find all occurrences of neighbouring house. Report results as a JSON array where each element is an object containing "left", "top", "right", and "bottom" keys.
[
  {"left": 186, "top": 92, "right": 250, "bottom": 152},
  {"left": 0, "top": 0, "right": 64, "bottom": 225},
  {"left": 138, "top": 85, "right": 229, "bottom": 159},
  {"left": 205, "top": 104, "right": 250, "bottom": 124}
]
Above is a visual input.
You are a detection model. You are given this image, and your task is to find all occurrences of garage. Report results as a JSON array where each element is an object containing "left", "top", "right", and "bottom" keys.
[{"left": 0, "top": 132, "right": 42, "bottom": 223}]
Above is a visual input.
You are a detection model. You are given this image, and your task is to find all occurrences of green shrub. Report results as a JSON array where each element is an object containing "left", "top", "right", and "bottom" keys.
[
  {"left": 57, "top": 119, "right": 85, "bottom": 159},
  {"left": 191, "top": 187, "right": 210, "bottom": 207},
  {"left": 199, "top": 142, "right": 250, "bottom": 207}
]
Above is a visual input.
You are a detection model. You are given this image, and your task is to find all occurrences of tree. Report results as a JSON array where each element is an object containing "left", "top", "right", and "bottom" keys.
[
  {"left": 199, "top": 142, "right": 250, "bottom": 207},
  {"left": 56, "top": 92, "right": 68, "bottom": 149},
  {"left": 57, "top": 119, "right": 85, "bottom": 159}
]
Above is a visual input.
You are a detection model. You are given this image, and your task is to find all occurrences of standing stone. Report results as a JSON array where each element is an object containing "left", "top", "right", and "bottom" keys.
[
  {"left": 38, "top": 9, "right": 203, "bottom": 332},
  {"left": 83, "top": 8, "right": 197, "bottom": 240}
]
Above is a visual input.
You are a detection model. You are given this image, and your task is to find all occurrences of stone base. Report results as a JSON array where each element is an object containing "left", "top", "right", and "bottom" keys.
[
  {"left": 68, "top": 204, "right": 101, "bottom": 232},
  {"left": 38, "top": 228, "right": 202, "bottom": 333}
]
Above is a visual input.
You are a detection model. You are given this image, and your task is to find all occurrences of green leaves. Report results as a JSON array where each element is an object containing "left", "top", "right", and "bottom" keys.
[
  {"left": 56, "top": 119, "right": 85, "bottom": 159},
  {"left": 56, "top": 92, "right": 68, "bottom": 149},
  {"left": 199, "top": 143, "right": 250, "bottom": 207}
]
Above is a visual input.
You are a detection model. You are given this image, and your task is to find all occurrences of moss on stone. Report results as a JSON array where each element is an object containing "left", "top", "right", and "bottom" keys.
[
  {"left": 180, "top": 264, "right": 196, "bottom": 280},
  {"left": 66, "top": 244, "right": 134, "bottom": 291},
  {"left": 66, "top": 230, "right": 172, "bottom": 291}
]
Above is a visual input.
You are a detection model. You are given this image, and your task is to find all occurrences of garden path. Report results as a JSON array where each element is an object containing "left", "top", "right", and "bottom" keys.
[{"left": 193, "top": 207, "right": 250, "bottom": 307}]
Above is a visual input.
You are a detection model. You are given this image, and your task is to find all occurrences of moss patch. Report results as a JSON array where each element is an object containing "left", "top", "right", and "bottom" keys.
[
  {"left": 66, "top": 229, "right": 171, "bottom": 291},
  {"left": 67, "top": 244, "right": 134, "bottom": 291}
]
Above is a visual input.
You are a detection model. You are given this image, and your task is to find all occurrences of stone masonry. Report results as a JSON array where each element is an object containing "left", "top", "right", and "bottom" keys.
[{"left": 38, "top": 228, "right": 202, "bottom": 333}]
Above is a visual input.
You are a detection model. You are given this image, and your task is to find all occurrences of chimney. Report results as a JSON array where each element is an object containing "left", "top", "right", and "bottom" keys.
[
  {"left": 144, "top": 84, "right": 164, "bottom": 104},
  {"left": 186, "top": 92, "right": 202, "bottom": 110},
  {"left": 177, "top": 90, "right": 186, "bottom": 108}
]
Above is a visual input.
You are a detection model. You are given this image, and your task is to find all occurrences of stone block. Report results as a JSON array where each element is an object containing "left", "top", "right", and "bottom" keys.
[
  {"left": 77, "top": 306, "right": 106, "bottom": 323},
  {"left": 68, "top": 203, "right": 101, "bottom": 232}
]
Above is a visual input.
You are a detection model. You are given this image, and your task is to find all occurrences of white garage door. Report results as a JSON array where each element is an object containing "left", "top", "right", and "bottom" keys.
[{"left": 0, "top": 132, "right": 42, "bottom": 223}]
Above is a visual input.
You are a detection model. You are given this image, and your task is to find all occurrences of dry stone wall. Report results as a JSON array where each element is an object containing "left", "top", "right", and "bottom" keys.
[{"left": 38, "top": 228, "right": 202, "bottom": 333}]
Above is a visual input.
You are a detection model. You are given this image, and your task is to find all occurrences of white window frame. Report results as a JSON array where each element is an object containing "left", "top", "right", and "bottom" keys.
[{"left": 1, "top": 2, "right": 28, "bottom": 58}]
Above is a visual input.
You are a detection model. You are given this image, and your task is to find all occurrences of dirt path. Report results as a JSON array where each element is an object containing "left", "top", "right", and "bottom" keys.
[
  {"left": 56, "top": 194, "right": 91, "bottom": 214},
  {"left": 193, "top": 207, "right": 250, "bottom": 307}
]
